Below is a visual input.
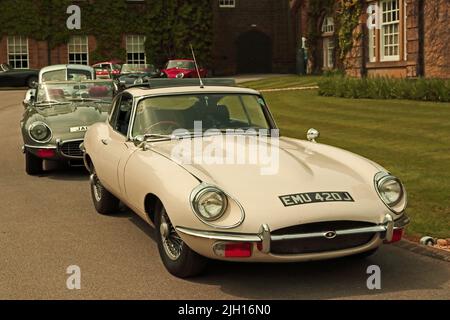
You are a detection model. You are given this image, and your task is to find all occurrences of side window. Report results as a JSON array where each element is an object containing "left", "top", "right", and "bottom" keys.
[{"left": 110, "top": 94, "right": 133, "bottom": 136}]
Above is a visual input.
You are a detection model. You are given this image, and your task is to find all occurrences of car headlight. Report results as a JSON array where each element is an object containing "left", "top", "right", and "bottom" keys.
[
  {"left": 29, "top": 122, "right": 52, "bottom": 143},
  {"left": 375, "top": 172, "right": 406, "bottom": 212},
  {"left": 134, "top": 77, "right": 143, "bottom": 84},
  {"left": 192, "top": 187, "right": 228, "bottom": 221},
  {"left": 176, "top": 72, "right": 185, "bottom": 79}
]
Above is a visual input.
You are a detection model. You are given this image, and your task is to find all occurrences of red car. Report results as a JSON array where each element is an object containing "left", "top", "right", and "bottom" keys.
[
  {"left": 161, "top": 59, "right": 208, "bottom": 79},
  {"left": 92, "top": 61, "right": 122, "bottom": 79}
]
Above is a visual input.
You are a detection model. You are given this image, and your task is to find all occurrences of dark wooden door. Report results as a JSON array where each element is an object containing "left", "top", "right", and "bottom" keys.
[{"left": 237, "top": 31, "right": 272, "bottom": 74}]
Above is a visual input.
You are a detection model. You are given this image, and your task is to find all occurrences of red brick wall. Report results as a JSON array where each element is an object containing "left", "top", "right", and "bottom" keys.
[
  {"left": 423, "top": 0, "right": 450, "bottom": 79},
  {"left": 212, "top": 0, "right": 296, "bottom": 75}
]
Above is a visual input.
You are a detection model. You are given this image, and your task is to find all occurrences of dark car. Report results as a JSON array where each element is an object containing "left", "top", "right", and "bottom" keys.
[
  {"left": 0, "top": 63, "right": 39, "bottom": 88},
  {"left": 117, "top": 64, "right": 160, "bottom": 89},
  {"left": 161, "top": 59, "right": 208, "bottom": 79},
  {"left": 21, "top": 80, "right": 115, "bottom": 175}
]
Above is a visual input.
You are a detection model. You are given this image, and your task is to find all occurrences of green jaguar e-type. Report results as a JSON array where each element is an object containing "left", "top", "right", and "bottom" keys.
[{"left": 20, "top": 80, "right": 115, "bottom": 175}]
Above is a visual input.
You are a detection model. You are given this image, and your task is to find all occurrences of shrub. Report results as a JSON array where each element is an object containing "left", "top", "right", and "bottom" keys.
[{"left": 318, "top": 76, "right": 450, "bottom": 102}]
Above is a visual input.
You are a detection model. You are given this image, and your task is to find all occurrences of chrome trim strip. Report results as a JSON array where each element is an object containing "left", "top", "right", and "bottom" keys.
[
  {"left": 270, "top": 225, "right": 388, "bottom": 242},
  {"left": 177, "top": 215, "right": 393, "bottom": 246},
  {"left": 176, "top": 226, "right": 261, "bottom": 242},
  {"left": 24, "top": 144, "right": 56, "bottom": 150}
]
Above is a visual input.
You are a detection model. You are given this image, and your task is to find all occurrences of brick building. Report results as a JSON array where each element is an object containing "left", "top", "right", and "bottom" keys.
[
  {"left": 291, "top": 0, "right": 450, "bottom": 78},
  {"left": 0, "top": 0, "right": 296, "bottom": 75}
]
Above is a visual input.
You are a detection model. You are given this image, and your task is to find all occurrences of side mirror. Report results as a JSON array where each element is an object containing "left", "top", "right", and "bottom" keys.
[
  {"left": 307, "top": 128, "right": 320, "bottom": 143},
  {"left": 133, "top": 135, "right": 146, "bottom": 149},
  {"left": 23, "top": 89, "right": 36, "bottom": 108}
]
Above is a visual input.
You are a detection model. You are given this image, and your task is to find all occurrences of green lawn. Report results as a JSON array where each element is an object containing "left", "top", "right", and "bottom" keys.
[
  {"left": 241, "top": 75, "right": 321, "bottom": 90},
  {"left": 242, "top": 76, "right": 450, "bottom": 238}
]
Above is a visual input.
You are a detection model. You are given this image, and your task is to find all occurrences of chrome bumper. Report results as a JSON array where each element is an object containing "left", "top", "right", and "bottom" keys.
[{"left": 176, "top": 213, "right": 410, "bottom": 254}]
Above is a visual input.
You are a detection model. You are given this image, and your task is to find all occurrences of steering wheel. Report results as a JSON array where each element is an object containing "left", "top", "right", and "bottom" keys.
[{"left": 143, "top": 121, "right": 181, "bottom": 135}]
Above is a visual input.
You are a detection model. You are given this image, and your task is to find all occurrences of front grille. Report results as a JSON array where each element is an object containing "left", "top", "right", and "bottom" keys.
[
  {"left": 271, "top": 221, "right": 377, "bottom": 255},
  {"left": 60, "top": 140, "right": 84, "bottom": 158}
]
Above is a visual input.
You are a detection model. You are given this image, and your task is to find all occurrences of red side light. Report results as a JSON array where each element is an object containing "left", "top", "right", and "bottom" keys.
[
  {"left": 36, "top": 149, "right": 56, "bottom": 159},
  {"left": 225, "top": 243, "right": 252, "bottom": 258},
  {"left": 390, "top": 228, "right": 404, "bottom": 243},
  {"left": 213, "top": 242, "right": 253, "bottom": 258},
  {"left": 386, "top": 228, "right": 404, "bottom": 244}
]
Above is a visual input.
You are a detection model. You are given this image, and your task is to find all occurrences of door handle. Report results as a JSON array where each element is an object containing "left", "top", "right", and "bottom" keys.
[{"left": 101, "top": 139, "right": 109, "bottom": 145}]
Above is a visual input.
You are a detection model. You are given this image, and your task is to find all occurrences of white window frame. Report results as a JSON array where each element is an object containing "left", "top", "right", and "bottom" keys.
[
  {"left": 321, "top": 16, "right": 335, "bottom": 34},
  {"left": 7, "top": 36, "right": 29, "bottom": 69},
  {"left": 380, "top": 0, "right": 400, "bottom": 62},
  {"left": 68, "top": 36, "right": 89, "bottom": 65},
  {"left": 219, "top": 0, "right": 235, "bottom": 8},
  {"left": 367, "top": 3, "right": 378, "bottom": 62},
  {"left": 126, "top": 35, "right": 146, "bottom": 66},
  {"left": 323, "top": 37, "right": 335, "bottom": 69}
]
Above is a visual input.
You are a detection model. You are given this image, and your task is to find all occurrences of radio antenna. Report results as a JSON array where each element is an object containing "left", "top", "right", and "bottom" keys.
[{"left": 190, "top": 44, "right": 204, "bottom": 89}]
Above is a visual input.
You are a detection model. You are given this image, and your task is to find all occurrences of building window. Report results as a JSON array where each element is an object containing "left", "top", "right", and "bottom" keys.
[
  {"left": 126, "top": 35, "right": 146, "bottom": 65},
  {"left": 380, "top": 0, "right": 400, "bottom": 61},
  {"left": 368, "top": 4, "right": 378, "bottom": 62},
  {"left": 321, "top": 16, "right": 334, "bottom": 34},
  {"left": 68, "top": 36, "right": 89, "bottom": 65},
  {"left": 219, "top": 0, "right": 235, "bottom": 8},
  {"left": 321, "top": 16, "right": 335, "bottom": 69},
  {"left": 7, "top": 36, "right": 29, "bottom": 69}
]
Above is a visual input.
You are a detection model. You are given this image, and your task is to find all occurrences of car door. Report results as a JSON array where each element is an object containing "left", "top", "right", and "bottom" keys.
[{"left": 96, "top": 93, "right": 135, "bottom": 196}]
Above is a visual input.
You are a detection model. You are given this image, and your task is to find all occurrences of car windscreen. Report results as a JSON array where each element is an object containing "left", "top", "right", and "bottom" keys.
[
  {"left": 68, "top": 69, "right": 93, "bottom": 81},
  {"left": 35, "top": 81, "right": 114, "bottom": 105},
  {"left": 121, "top": 64, "right": 154, "bottom": 73},
  {"left": 166, "top": 60, "right": 195, "bottom": 69},
  {"left": 132, "top": 93, "right": 271, "bottom": 137}
]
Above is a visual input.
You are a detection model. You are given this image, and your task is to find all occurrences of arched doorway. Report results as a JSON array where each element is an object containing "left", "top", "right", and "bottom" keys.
[{"left": 236, "top": 30, "right": 272, "bottom": 74}]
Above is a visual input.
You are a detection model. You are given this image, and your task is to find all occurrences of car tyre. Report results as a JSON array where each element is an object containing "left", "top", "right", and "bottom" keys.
[
  {"left": 27, "top": 76, "right": 38, "bottom": 88},
  {"left": 155, "top": 202, "right": 207, "bottom": 278},
  {"left": 90, "top": 170, "right": 120, "bottom": 215},
  {"left": 25, "top": 150, "right": 43, "bottom": 175}
]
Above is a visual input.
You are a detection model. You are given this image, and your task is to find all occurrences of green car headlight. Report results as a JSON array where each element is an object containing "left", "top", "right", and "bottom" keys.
[
  {"left": 375, "top": 172, "right": 406, "bottom": 212},
  {"left": 193, "top": 187, "right": 228, "bottom": 222},
  {"left": 29, "top": 122, "right": 52, "bottom": 143}
]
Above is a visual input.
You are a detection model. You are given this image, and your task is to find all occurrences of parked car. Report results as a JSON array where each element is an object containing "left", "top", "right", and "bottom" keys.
[
  {"left": 161, "top": 59, "right": 208, "bottom": 79},
  {"left": 92, "top": 61, "right": 122, "bottom": 79},
  {"left": 0, "top": 63, "right": 39, "bottom": 88},
  {"left": 39, "top": 64, "right": 96, "bottom": 83},
  {"left": 117, "top": 64, "right": 160, "bottom": 89},
  {"left": 82, "top": 79, "right": 409, "bottom": 278},
  {"left": 21, "top": 80, "right": 115, "bottom": 175}
]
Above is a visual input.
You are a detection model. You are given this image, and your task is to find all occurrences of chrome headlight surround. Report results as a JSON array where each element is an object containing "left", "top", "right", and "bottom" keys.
[
  {"left": 192, "top": 186, "right": 228, "bottom": 222},
  {"left": 374, "top": 172, "right": 407, "bottom": 214},
  {"left": 28, "top": 121, "right": 52, "bottom": 143}
]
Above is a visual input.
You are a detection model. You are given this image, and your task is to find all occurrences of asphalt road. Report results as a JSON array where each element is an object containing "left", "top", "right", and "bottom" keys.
[{"left": 0, "top": 90, "right": 449, "bottom": 300}]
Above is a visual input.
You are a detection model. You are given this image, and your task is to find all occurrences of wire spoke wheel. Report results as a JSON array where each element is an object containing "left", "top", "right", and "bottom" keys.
[
  {"left": 92, "top": 174, "right": 102, "bottom": 202},
  {"left": 160, "top": 209, "right": 183, "bottom": 261}
]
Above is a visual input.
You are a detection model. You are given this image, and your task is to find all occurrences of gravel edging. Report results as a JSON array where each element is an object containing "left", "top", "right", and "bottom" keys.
[{"left": 394, "top": 239, "right": 450, "bottom": 262}]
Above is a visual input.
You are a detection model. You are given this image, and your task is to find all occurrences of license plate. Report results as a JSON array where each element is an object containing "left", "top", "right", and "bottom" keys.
[
  {"left": 70, "top": 126, "right": 89, "bottom": 133},
  {"left": 279, "top": 192, "right": 354, "bottom": 207}
]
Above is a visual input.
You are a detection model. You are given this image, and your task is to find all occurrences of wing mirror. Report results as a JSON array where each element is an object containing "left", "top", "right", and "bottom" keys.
[
  {"left": 133, "top": 135, "right": 147, "bottom": 149},
  {"left": 307, "top": 128, "right": 320, "bottom": 143},
  {"left": 23, "top": 89, "right": 36, "bottom": 108}
]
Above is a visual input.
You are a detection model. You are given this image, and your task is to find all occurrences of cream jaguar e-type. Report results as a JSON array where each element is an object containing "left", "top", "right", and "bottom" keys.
[{"left": 82, "top": 79, "right": 409, "bottom": 278}]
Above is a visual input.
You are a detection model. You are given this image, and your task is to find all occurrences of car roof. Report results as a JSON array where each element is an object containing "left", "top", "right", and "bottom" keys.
[
  {"left": 126, "top": 85, "right": 260, "bottom": 97},
  {"left": 40, "top": 64, "right": 94, "bottom": 73}
]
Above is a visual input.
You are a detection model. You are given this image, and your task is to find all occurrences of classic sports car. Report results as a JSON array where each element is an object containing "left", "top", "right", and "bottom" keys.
[
  {"left": 21, "top": 80, "right": 115, "bottom": 175},
  {"left": 161, "top": 59, "right": 208, "bottom": 79},
  {"left": 82, "top": 79, "right": 409, "bottom": 278},
  {"left": 117, "top": 64, "right": 161, "bottom": 89},
  {"left": 0, "top": 63, "right": 39, "bottom": 88},
  {"left": 92, "top": 61, "right": 122, "bottom": 79}
]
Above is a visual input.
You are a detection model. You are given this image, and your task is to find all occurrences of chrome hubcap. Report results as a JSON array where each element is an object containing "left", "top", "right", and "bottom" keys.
[{"left": 160, "top": 209, "right": 183, "bottom": 261}]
